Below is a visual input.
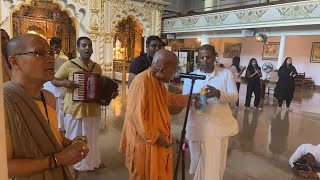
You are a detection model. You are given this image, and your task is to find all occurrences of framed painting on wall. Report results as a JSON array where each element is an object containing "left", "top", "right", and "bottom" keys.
[
  {"left": 262, "top": 42, "right": 280, "bottom": 60},
  {"left": 310, "top": 42, "right": 320, "bottom": 63},
  {"left": 223, "top": 43, "right": 242, "bottom": 58}
]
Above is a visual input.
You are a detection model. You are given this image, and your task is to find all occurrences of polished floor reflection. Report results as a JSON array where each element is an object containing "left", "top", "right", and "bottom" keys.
[{"left": 78, "top": 84, "right": 320, "bottom": 180}]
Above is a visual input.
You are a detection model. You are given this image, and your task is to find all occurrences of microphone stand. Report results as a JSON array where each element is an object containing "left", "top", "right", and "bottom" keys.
[{"left": 173, "top": 77, "right": 197, "bottom": 180}]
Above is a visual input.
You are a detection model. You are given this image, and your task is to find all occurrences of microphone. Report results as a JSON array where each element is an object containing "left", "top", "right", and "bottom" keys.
[{"left": 176, "top": 72, "right": 206, "bottom": 80}]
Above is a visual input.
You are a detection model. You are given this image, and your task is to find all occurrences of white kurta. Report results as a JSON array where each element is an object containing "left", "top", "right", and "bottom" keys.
[
  {"left": 182, "top": 67, "right": 239, "bottom": 180},
  {"left": 289, "top": 144, "right": 320, "bottom": 168}
]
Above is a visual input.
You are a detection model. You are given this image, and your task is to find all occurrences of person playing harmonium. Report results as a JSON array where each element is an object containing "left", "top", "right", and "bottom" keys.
[{"left": 52, "top": 36, "right": 118, "bottom": 173}]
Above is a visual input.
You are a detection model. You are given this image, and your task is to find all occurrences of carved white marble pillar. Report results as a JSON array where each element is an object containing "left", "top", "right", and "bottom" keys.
[
  {"left": 105, "top": 0, "right": 113, "bottom": 72},
  {"left": 201, "top": 34, "right": 210, "bottom": 45},
  {"left": 277, "top": 35, "right": 286, "bottom": 69},
  {"left": 105, "top": 43, "right": 113, "bottom": 66},
  {"left": 90, "top": 35, "right": 100, "bottom": 63}
]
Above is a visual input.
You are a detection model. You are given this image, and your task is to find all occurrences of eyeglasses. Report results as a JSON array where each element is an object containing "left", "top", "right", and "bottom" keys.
[
  {"left": 15, "top": 50, "right": 55, "bottom": 58},
  {"left": 149, "top": 44, "right": 164, "bottom": 49}
]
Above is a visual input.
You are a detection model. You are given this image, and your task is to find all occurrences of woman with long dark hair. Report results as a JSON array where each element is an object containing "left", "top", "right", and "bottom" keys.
[
  {"left": 245, "top": 58, "right": 262, "bottom": 109},
  {"left": 274, "top": 57, "right": 297, "bottom": 111},
  {"left": 230, "top": 57, "right": 246, "bottom": 109}
]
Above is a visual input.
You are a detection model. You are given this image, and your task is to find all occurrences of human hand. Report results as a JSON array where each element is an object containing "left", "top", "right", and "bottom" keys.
[
  {"left": 156, "top": 133, "right": 172, "bottom": 148},
  {"left": 298, "top": 170, "right": 319, "bottom": 178},
  {"left": 192, "top": 94, "right": 202, "bottom": 110},
  {"left": 205, "top": 85, "right": 220, "bottom": 98},
  {"left": 55, "top": 141, "right": 89, "bottom": 166},
  {"left": 63, "top": 80, "right": 79, "bottom": 89}
]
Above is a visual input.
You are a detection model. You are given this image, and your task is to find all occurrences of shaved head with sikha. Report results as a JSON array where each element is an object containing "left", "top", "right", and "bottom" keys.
[{"left": 151, "top": 49, "right": 179, "bottom": 83}]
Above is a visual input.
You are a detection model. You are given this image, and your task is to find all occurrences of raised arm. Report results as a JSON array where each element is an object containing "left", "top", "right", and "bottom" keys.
[{"left": 206, "top": 70, "right": 238, "bottom": 104}]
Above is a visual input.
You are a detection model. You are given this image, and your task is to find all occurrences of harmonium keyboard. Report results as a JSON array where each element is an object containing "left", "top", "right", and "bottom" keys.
[{"left": 73, "top": 72, "right": 118, "bottom": 105}]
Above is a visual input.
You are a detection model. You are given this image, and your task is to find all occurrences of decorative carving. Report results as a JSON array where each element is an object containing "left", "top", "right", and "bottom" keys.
[
  {"left": 277, "top": 3, "right": 318, "bottom": 19},
  {"left": 163, "top": 19, "right": 177, "bottom": 30},
  {"left": 235, "top": 9, "right": 267, "bottom": 23},
  {"left": 155, "top": 10, "right": 162, "bottom": 35},
  {"left": 74, "top": 0, "right": 88, "bottom": 5},
  {"left": 110, "top": 1, "right": 151, "bottom": 33},
  {"left": 88, "top": 30, "right": 99, "bottom": 41},
  {"left": 163, "top": 1, "right": 320, "bottom": 34},
  {"left": 144, "top": 1, "right": 166, "bottom": 11},
  {"left": 98, "top": 0, "right": 106, "bottom": 66},
  {"left": 12, "top": 2, "right": 77, "bottom": 58},
  {"left": 205, "top": 14, "right": 228, "bottom": 25},
  {"left": 90, "top": 0, "right": 99, "bottom": 13},
  {"left": 181, "top": 17, "right": 200, "bottom": 28},
  {"left": 90, "top": 19, "right": 99, "bottom": 31},
  {"left": 105, "top": 33, "right": 114, "bottom": 43}
]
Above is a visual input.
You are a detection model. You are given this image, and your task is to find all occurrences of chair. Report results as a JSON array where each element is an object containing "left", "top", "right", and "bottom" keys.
[
  {"left": 265, "top": 71, "right": 279, "bottom": 96},
  {"left": 295, "top": 72, "right": 305, "bottom": 87}
]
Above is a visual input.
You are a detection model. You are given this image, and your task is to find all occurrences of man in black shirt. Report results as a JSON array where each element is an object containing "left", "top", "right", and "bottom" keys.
[{"left": 128, "top": 35, "right": 163, "bottom": 87}]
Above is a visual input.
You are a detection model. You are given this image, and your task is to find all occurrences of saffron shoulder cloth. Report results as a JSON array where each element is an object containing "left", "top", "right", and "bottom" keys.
[{"left": 4, "top": 81, "right": 73, "bottom": 180}]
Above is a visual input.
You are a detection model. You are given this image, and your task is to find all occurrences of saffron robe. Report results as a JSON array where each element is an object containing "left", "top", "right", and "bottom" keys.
[
  {"left": 4, "top": 81, "right": 72, "bottom": 180},
  {"left": 119, "top": 68, "right": 189, "bottom": 180}
]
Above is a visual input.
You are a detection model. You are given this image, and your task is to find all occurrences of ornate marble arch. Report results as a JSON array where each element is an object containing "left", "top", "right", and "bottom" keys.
[
  {"left": 0, "top": 0, "right": 89, "bottom": 36},
  {"left": 110, "top": 1, "right": 152, "bottom": 37}
]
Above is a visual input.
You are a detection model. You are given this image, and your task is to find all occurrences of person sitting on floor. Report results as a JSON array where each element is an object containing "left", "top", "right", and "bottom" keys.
[{"left": 289, "top": 144, "right": 320, "bottom": 179}]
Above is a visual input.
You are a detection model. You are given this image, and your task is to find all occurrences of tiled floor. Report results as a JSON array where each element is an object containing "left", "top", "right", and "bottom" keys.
[{"left": 78, "top": 84, "right": 320, "bottom": 180}]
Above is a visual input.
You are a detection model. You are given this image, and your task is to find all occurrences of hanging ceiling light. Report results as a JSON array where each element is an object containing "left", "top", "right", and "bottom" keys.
[{"left": 256, "top": 34, "right": 269, "bottom": 44}]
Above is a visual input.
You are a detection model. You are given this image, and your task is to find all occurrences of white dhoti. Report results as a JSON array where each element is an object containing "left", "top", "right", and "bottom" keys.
[
  {"left": 64, "top": 114, "right": 101, "bottom": 171},
  {"left": 189, "top": 137, "right": 229, "bottom": 180}
]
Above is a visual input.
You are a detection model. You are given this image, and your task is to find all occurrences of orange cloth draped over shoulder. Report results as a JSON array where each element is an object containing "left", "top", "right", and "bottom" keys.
[{"left": 119, "top": 68, "right": 189, "bottom": 180}]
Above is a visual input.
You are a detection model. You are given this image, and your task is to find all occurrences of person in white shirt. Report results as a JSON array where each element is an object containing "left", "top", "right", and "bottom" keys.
[
  {"left": 229, "top": 57, "right": 246, "bottom": 109},
  {"left": 43, "top": 37, "right": 68, "bottom": 132},
  {"left": 183, "top": 44, "right": 239, "bottom": 180},
  {"left": 289, "top": 144, "right": 320, "bottom": 178}
]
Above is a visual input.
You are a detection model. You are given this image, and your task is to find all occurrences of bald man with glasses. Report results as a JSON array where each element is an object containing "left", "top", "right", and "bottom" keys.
[{"left": 4, "top": 34, "right": 88, "bottom": 179}]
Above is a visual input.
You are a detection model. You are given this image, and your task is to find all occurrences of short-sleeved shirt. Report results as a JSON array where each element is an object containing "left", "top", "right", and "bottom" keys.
[
  {"left": 55, "top": 58, "right": 102, "bottom": 119},
  {"left": 129, "top": 53, "right": 153, "bottom": 75}
]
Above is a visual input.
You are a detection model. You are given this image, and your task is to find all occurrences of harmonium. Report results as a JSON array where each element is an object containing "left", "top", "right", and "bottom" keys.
[{"left": 73, "top": 72, "right": 118, "bottom": 105}]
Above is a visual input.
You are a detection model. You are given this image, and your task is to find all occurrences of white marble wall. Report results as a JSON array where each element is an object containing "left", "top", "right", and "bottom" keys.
[{"left": 0, "top": 0, "right": 168, "bottom": 73}]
